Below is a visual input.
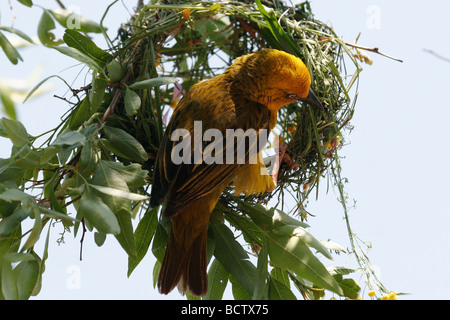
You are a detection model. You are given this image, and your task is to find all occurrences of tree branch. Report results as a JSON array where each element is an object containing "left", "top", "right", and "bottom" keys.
[
  {"left": 344, "top": 42, "right": 403, "bottom": 63},
  {"left": 423, "top": 49, "right": 450, "bottom": 64},
  {"left": 55, "top": 0, "right": 66, "bottom": 9}
]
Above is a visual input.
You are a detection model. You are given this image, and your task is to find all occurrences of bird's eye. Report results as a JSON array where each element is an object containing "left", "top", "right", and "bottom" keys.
[{"left": 287, "top": 94, "right": 298, "bottom": 100}]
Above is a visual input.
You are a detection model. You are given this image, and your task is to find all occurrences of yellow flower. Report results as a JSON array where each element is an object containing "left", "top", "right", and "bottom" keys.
[
  {"left": 368, "top": 290, "right": 376, "bottom": 297},
  {"left": 387, "top": 291, "right": 397, "bottom": 300},
  {"left": 380, "top": 291, "right": 397, "bottom": 300}
]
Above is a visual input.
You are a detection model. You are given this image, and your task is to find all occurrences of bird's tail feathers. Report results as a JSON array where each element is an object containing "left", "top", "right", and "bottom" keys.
[{"left": 157, "top": 226, "right": 208, "bottom": 297}]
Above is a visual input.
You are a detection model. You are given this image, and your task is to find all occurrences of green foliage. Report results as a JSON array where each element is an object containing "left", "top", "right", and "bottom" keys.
[{"left": 0, "top": 0, "right": 388, "bottom": 300}]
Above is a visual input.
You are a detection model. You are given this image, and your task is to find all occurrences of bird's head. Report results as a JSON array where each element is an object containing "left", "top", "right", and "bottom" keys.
[{"left": 233, "top": 49, "right": 323, "bottom": 112}]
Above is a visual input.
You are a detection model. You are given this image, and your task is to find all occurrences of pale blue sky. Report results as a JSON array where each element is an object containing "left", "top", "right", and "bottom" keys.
[{"left": 0, "top": 1, "right": 449, "bottom": 300}]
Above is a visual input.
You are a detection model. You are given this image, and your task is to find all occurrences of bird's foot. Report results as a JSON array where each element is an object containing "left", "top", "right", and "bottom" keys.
[{"left": 270, "top": 142, "right": 298, "bottom": 188}]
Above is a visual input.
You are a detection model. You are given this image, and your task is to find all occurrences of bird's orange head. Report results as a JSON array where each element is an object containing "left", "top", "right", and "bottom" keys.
[{"left": 232, "top": 49, "right": 323, "bottom": 112}]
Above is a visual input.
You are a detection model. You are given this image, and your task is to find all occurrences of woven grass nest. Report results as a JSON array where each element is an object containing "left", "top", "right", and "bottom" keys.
[{"left": 102, "top": 0, "right": 361, "bottom": 215}]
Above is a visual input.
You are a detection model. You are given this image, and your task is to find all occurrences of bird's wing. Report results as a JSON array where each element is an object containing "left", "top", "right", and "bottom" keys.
[{"left": 150, "top": 81, "right": 270, "bottom": 217}]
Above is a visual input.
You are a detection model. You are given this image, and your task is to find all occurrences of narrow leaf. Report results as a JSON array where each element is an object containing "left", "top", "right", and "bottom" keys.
[
  {"left": 51, "top": 46, "right": 107, "bottom": 78},
  {"left": 0, "top": 31, "right": 22, "bottom": 64},
  {"left": 17, "top": 0, "right": 33, "bottom": 7},
  {"left": 91, "top": 161, "right": 136, "bottom": 256},
  {"left": 128, "top": 77, "right": 178, "bottom": 90},
  {"left": 266, "top": 231, "right": 343, "bottom": 295},
  {"left": 0, "top": 26, "right": 34, "bottom": 43},
  {"left": 24, "top": 75, "right": 71, "bottom": 103},
  {"left": 273, "top": 225, "right": 333, "bottom": 260},
  {"left": 63, "top": 29, "right": 111, "bottom": 67},
  {"left": 211, "top": 223, "right": 256, "bottom": 295},
  {"left": 89, "top": 184, "right": 148, "bottom": 201},
  {"left": 127, "top": 206, "right": 158, "bottom": 276},
  {"left": 21, "top": 203, "right": 42, "bottom": 251},
  {"left": 204, "top": 259, "right": 229, "bottom": 300},
  {"left": 1, "top": 90, "right": 17, "bottom": 120},
  {"left": 268, "top": 277, "right": 297, "bottom": 300}
]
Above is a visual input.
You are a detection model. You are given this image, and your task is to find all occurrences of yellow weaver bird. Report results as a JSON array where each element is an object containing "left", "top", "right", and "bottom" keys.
[{"left": 150, "top": 48, "right": 323, "bottom": 296}]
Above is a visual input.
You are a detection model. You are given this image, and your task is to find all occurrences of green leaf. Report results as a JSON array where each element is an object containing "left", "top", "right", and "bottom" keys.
[
  {"left": 91, "top": 161, "right": 136, "bottom": 256},
  {"left": 195, "top": 14, "right": 231, "bottom": 42},
  {"left": 49, "top": 9, "right": 103, "bottom": 33},
  {"left": 124, "top": 88, "right": 142, "bottom": 116},
  {"left": 0, "top": 159, "right": 25, "bottom": 188},
  {"left": 100, "top": 161, "right": 148, "bottom": 187},
  {"left": 268, "top": 277, "right": 297, "bottom": 300},
  {"left": 265, "top": 231, "right": 343, "bottom": 296},
  {"left": 1, "top": 117, "right": 29, "bottom": 148},
  {"left": 273, "top": 225, "right": 333, "bottom": 260},
  {"left": 0, "top": 31, "right": 23, "bottom": 64},
  {"left": 51, "top": 46, "right": 107, "bottom": 78},
  {"left": 16, "top": 257, "right": 40, "bottom": 300},
  {"left": 21, "top": 203, "right": 42, "bottom": 251},
  {"left": 327, "top": 266, "right": 357, "bottom": 276},
  {"left": 0, "top": 207, "right": 30, "bottom": 236},
  {"left": 255, "top": 0, "right": 302, "bottom": 57},
  {"left": 0, "top": 26, "right": 34, "bottom": 43},
  {"left": 51, "top": 130, "right": 86, "bottom": 147},
  {"left": 211, "top": 223, "right": 256, "bottom": 295},
  {"left": 94, "top": 232, "right": 106, "bottom": 246},
  {"left": 253, "top": 239, "right": 269, "bottom": 300},
  {"left": 14, "top": 145, "right": 41, "bottom": 170},
  {"left": 128, "top": 77, "right": 178, "bottom": 90},
  {"left": 78, "top": 142, "right": 98, "bottom": 178},
  {"left": 321, "top": 240, "right": 347, "bottom": 254},
  {"left": 78, "top": 186, "right": 120, "bottom": 234},
  {"left": 107, "top": 59, "right": 126, "bottom": 82},
  {"left": 151, "top": 220, "right": 168, "bottom": 262},
  {"left": 37, "top": 10, "right": 63, "bottom": 46},
  {"left": 0, "top": 188, "right": 32, "bottom": 203},
  {"left": 67, "top": 98, "right": 91, "bottom": 130},
  {"left": 127, "top": 206, "right": 158, "bottom": 276},
  {"left": 39, "top": 207, "right": 75, "bottom": 224},
  {"left": 63, "top": 29, "right": 111, "bottom": 68},
  {"left": 102, "top": 126, "right": 148, "bottom": 163},
  {"left": 17, "top": 0, "right": 33, "bottom": 7},
  {"left": 152, "top": 260, "right": 161, "bottom": 288},
  {"left": 24, "top": 75, "right": 71, "bottom": 103},
  {"left": 333, "top": 274, "right": 360, "bottom": 299},
  {"left": 89, "top": 75, "right": 108, "bottom": 109},
  {"left": 230, "top": 274, "right": 252, "bottom": 300},
  {"left": 204, "top": 259, "right": 229, "bottom": 300},
  {"left": 238, "top": 200, "right": 309, "bottom": 231},
  {"left": 1, "top": 260, "right": 19, "bottom": 299},
  {"left": 89, "top": 184, "right": 148, "bottom": 201},
  {"left": 0, "top": 90, "right": 17, "bottom": 120},
  {"left": 0, "top": 195, "right": 19, "bottom": 219},
  {"left": 270, "top": 267, "right": 290, "bottom": 287}
]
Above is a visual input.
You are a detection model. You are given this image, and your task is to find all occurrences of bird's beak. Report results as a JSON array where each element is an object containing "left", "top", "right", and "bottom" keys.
[{"left": 298, "top": 88, "right": 324, "bottom": 111}]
